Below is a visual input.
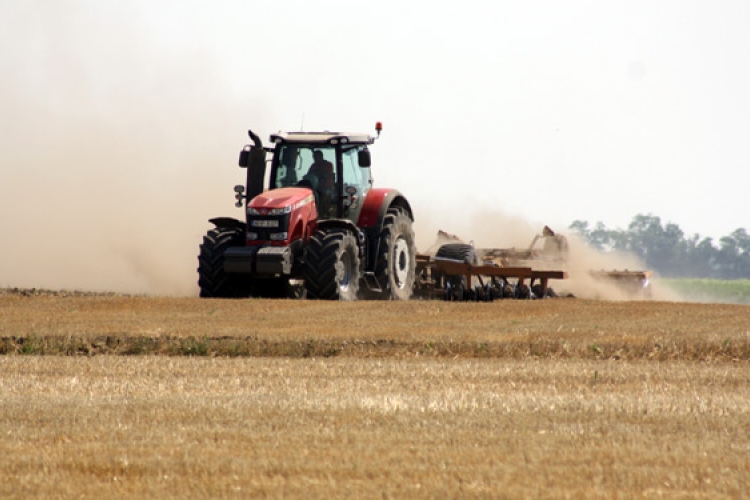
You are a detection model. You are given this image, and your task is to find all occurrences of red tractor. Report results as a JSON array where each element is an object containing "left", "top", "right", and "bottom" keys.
[{"left": 198, "top": 123, "right": 416, "bottom": 300}]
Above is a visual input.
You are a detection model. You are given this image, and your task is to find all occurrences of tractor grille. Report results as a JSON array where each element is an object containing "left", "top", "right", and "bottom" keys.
[{"left": 247, "top": 214, "right": 291, "bottom": 241}]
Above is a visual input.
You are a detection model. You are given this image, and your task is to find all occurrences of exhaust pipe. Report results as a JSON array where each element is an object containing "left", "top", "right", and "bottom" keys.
[
  {"left": 238, "top": 128, "right": 267, "bottom": 203},
  {"left": 247, "top": 129, "right": 263, "bottom": 149}
]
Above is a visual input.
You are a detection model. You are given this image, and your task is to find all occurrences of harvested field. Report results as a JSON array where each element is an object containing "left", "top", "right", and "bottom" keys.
[
  {"left": 1, "top": 291, "right": 749, "bottom": 361},
  {"left": 1, "top": 292, "right": 749, "bottom": 497}
]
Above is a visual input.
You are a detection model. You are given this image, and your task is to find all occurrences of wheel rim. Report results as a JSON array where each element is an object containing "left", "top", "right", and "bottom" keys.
[
  {"left": 340, "top": 248, "right": 353, "bottom": 292},
  {"left": 393, "top": 237, "right": 410, "bottom": 289}
]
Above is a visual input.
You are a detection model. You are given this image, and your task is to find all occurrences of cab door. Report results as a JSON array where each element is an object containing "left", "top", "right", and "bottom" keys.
[{"left": 340, "top": 146, "right": 373, "bottom": 223}]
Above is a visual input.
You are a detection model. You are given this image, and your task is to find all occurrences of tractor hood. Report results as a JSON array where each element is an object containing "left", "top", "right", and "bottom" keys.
[{"left": 248, "top": 187, "right": 315, "bottom": 212}]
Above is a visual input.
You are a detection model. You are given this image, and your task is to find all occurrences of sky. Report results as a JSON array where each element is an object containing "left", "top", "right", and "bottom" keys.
[{"left": 1, "top": 1, "right": 749, "bottom": 294}]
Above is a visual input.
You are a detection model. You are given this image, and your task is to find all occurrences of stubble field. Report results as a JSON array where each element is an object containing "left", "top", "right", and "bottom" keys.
[{"left": 1, "top": 291, "right": 749, "bottom": 497}]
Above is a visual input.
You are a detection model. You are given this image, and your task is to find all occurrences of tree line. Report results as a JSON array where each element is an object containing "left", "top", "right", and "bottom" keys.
[{"left": 569, "top": 214, "right": 750, "bottom": 279}]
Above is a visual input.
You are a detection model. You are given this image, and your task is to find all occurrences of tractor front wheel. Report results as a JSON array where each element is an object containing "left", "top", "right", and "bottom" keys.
[
  {"left": 197, "top": 226, "right": 253, "bottom": 298},
  {"left": 303, "top": 229, "right": 361, "bottom": 300}
]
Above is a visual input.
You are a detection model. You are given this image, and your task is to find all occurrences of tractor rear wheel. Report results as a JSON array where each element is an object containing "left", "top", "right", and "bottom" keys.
[
  {"left": 198, "top": 226, "right": 253, "bottom": 298},
  {"left": 374, "top": 208, "right": 416, "bottom": 300},
  {"left": 303, "top": 228, "right": 361, "bottom": 300}
]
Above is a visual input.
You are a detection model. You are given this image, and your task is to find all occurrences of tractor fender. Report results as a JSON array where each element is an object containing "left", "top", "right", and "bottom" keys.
[
  {"left": 316, "top": 218, "right": 362, "bottom": 236},
  {"left": 357, "top": 189, "right": 414, "bottom": 274},
  {"left": 209, "top": 217, "right": 246, "bottom": 231},
  {"left": 357, "top": 188, "right": 414, "bottom": 230}
]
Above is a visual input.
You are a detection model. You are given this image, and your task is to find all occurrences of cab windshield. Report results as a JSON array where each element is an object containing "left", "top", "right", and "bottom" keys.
[
  {"left": 274, "top": 144, "right": 372, "bottom": 193},
  {"left": 274, "top": 145, "right": 336, "bottom": 189}
]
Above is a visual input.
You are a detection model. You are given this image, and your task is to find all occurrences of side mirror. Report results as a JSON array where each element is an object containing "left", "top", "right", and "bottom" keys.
[
  {"left": 358, "top": 149, "right": 371, "bottom": 168},
  {"left": 239, "top": 146, "right": 266, "bottom": 170},
  {"left": 238, "top": 146, "right": 250, "bottom": 167}
]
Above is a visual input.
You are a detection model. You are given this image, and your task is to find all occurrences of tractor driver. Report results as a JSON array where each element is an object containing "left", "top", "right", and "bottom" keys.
[
  {"left": 307, "top": 150, "right": 335, "bottom": 191},
  {"left": 304, "top": 150, "right": 336, "bottom": 216}
]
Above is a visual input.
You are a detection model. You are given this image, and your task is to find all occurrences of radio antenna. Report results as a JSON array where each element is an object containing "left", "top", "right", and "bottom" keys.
[{"left": 300, "top": 112, "right": 305, "bottom": 131}]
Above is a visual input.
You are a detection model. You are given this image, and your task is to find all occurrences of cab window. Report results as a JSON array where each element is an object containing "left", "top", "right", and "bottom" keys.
[
  {"left": 275, "top": 146, "right": 336, "bottom": 189},
  {"left": 341, "top": 146, "right": 372, "bottom": 192}
]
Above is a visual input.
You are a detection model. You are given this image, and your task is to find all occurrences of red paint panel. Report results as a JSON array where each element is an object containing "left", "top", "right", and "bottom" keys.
[{"left": 358, "top": 188, "right": 390, "bottom": 228}]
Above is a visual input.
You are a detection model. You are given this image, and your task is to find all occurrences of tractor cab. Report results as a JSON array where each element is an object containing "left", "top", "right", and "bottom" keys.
[{"left": 269, "top": 132, "right": 375, "bottom": 222}]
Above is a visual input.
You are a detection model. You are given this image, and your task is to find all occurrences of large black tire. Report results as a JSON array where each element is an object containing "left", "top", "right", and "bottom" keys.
[
  {"left": 436, "top": 243, "right": 477, "bottom": 301},
  {"left": 198, "top": 226, "right": 253, "bottom": 298},
  {"left": 435, "top": 243, "right": 478, "bottom": 264},
  {"left": 303, "top": 229, "right": 361, "bottom": 300},
  {"left": 374, "top": 209, "right": 417, "bottom": 300}
]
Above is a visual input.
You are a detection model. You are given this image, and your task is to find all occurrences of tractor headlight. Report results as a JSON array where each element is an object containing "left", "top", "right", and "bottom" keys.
[
  {"left": 269, "top": 232, "right": 288, "bottom": 241},
  {"left": 247, "top": 232, "right": 259, "bottom": 240},
  {"left": 247, "top": 207, "right": 261, "bottom": 215},
  {"left": 267, "top": 206, "right": 292, "bottom": 216}
]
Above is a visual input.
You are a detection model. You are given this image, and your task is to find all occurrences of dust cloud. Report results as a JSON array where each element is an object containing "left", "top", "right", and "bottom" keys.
[
  {"left": 560, "top": 233, "right": 680, "bottom": 301},
  {"left": 414, "top": 209, "right": 681, "bottom": 301},
  {"left": 0, "top": 5, "right": 680, "bottom": 300},
  {"left": 0, "top": 4, "right": 255, "bottom": 295},
  {"left": 0, "top": 101, "right": 245, "bottom": 295}
]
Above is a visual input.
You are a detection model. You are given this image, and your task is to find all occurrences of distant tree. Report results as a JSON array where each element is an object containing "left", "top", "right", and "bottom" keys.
[
  {"left": 717, "top": 235, "right": 739, "bottom": 279},
  {"left": 569, "top": 220, "right": 591, "bottom": 241},
  {"left": 685, "top": 235, "right": 718, "bottom": 278},
  {"left": 569, "top": 214, "right": 750, "bottom": 279},
  {"left": 716, "top": 229, "right": 750, "bottom": 279},
  {"left": 620, "top": 214, "right": 686, "bottom": 276},
  {"left": 569, "top": 220, "right": 622, "bottom": 251},
  {"left": 736, "top": 229, "right": 750, "bottom": 277}
]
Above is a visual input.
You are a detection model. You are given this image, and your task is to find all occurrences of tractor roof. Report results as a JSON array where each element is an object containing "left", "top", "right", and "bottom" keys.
[{"left": 269, "top": 131, "right": 375, "bottom": 146}]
